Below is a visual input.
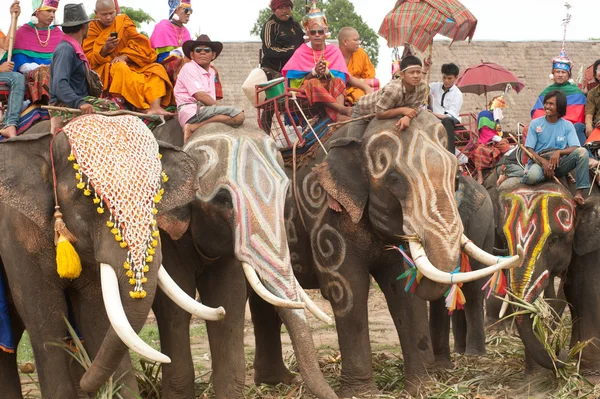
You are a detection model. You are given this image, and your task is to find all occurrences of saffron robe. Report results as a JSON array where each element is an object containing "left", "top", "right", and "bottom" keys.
[
  {"left": 83, "top": 15, "right": 173, "bottom": 109},
  {"left": 531, "top": 82, "right": 586, "bottom": 125},
  {"left": 346, "top": 47, "right": 376, "bottom": 104}
]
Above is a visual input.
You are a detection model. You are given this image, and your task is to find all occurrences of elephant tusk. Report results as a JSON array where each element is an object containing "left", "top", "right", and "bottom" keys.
[
  {"left": 408, "top": 242, "right": 524, "bottom": 285},
  {"left": 100, "top": 263, "right": 171, "bottom": 364},
  {"left": 242, "top": 263, "right": 305, "bottom": 309},
  {"left": 297, "top": 283, "right": 334, "bottom": 325},
  {"left": 499, "top": 293, "right": 510, "bottom": 318},
  {"left": 157, "top": 265, "right": 226, "bottom": 321},
  {"left": 461, "top": 234, "right": 519, "bottom": 268}
]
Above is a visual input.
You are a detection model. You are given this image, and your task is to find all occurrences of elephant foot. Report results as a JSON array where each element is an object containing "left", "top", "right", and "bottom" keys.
[
  {"left": 254, "top": 367, "right": 300, "bottom": 386},
  {"left": 404, "top": 373, "right": 428, "bottom": 397},
  {"left": 336, "top": 383, "right": 380, "bottom": 399},
  {"left": 463, "top": 347, "right": 487, "bottom": 357},
  {"left": 428, "top": 355, "right": 453, "bottom": 370}
]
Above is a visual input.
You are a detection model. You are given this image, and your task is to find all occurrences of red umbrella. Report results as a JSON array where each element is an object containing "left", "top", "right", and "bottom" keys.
[
  {"left": 378, "top": 0, "right": 477, "bottom": 52},
  {"left": 456, "top": 62, "right": 525, "bottom": 99}
]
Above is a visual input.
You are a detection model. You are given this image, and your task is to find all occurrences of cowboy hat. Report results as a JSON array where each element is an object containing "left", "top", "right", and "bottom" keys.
[
  {"left": 182, "top": 34, "right": 223, "bottom": 59},
  {"left": 58, "top": 3, "right": 94, "bottom": 27}
]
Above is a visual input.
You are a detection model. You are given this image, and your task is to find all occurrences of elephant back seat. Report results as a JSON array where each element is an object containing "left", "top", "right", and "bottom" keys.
[{"left": 255, "top": 78, "right": 336, "bottom": 163}]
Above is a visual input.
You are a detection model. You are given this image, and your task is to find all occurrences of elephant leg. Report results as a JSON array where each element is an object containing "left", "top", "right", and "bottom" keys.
[
  {"left": 0, "top": 290, "right": 25, "bottom": 399},
  {"left": 197, "top": 256, "right": 246, "bottom": 399},
  {"left": 371, "top": 261, "right": 433, "bottom": 396},
  {"left": 429, "top": 298, "right": 452, "bottom": 368},
  {"left": 454, "top": 279, "right": 486, "bottom": 356},
  {"left": 249, "top": 290, "right": 297, "bottom": 385},
  {"left": 322, "top": 260, "right": 378, "bottom": 398}
]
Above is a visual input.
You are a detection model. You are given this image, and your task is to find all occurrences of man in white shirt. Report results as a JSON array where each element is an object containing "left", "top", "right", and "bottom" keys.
[{"left": 427, "top": 62, "right": 463, "bottom": 154}]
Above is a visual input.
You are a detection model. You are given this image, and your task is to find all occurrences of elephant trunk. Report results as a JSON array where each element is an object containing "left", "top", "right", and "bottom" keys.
[
  {"left": 80, "top": 263, "right": 162, "bottom": 392},
  {"left": 278, "top": 308, "right": 338, "bottom": 399},
  {"left": 515, "top": 312, "right": 567, "bottom": 370}
]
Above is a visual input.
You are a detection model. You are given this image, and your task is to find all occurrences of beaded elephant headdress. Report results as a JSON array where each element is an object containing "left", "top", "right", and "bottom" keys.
[{"left": 62, "top": 115, "right": 168, "bottom": 299}]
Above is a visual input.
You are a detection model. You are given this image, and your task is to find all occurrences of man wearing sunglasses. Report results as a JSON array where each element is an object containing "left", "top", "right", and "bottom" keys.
[
  {"left": 150, "top": 0, "right": 193, "bottom": 64},
  {"left": 175, "top": 35, "right": 244, "bottom": 143}
]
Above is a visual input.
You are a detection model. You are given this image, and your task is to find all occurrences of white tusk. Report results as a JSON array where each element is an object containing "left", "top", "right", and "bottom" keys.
[
  {"left": 408, "top": 242, "right": 524, "bottom": 285},
  {"left": 100, "top": 263, "right": 171, "bottom": 364},
  {"left": 499, "top": 294, "right": 509, "bottom": 318},
  {"left": 242, "top": 263, "right": 305, "bottom": 309},
  {"left": 461, "top": 234, "right": 516, "bottom": 266},
  {"left": 297, "top": 284, "right": 333, "bottom": 325},
  {"left": 157, "top": 265, "right": 226, "bottom": 321}
]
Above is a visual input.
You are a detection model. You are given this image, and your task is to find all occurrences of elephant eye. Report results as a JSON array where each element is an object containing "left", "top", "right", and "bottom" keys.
[{"left": 213, "top": 190, "right": 233, "bottom": 208}]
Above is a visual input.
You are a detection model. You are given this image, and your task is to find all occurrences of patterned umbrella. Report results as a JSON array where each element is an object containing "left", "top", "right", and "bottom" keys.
[
  {"left": 456, "top": 62, "right": 525, "bottom": 96},
  {"left": 378, "top": 0, "right": 478, "bottom": 52}
]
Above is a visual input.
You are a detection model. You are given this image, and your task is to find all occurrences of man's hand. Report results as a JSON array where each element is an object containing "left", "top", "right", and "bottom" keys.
[
  {"left": 9, "top": 2, "right": 20, "bottom": 16},
  {"left": 398, "top": 107, "right": 417, "bottom": 119},
  {"left": 596, "top": 121, "right": 600, "bottom": 129},
  {"left": 100, "top": 36, "right": 119, "bottom": 57},
  {"left": 111, "top": 55, "right": 129, "bottom": 65},
  {"left": 587, "top": 123, "right": 594, "bottom": 136},
  {"left": 541, "top": 158, "right": 555, "bottom": 179},
  {"left": 548, "top": 150, "right": 561, "bottom": 170},
  {"left": 0, "top": 61, "right": 14, "bottom": 73},
  {"left": 395, "top": 116, "right": 411, "bottom": 131},
  {"left": 364, "top": 85, "right": 374, "bottom": 94},
  {"left": 79, "top": 104, "right": 95, "bottom": 114},
  {"left": 314, "top": 60, "right": 327, "bottom": 76}
]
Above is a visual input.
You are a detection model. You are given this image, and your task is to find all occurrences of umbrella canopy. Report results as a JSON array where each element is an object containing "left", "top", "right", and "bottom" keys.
[
  {"left": 378, "top": 0, "right": 477, "bottom": 52},
  {"left": 456, "top": 62, "right": 525, "bottom": 96}
]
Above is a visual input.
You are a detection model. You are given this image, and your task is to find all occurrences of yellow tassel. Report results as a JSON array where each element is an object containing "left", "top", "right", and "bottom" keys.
[
  {"left": 119, "top": 241, "right": 127, "bottom": 248},
  {"left": 107, "top": 221, "right": 115, "bottom": 228},
  {"left": 56, "top": 235, "right": 82, "bottom": 279},
  {"left": 123, "top": 261, "right": 131, "bottom": 270},
  {"left": 76, "top": 182, "right": 85, "bottom": 189},
  {"left": 84, "top": 189, "right": 91, "bottom": 197}
]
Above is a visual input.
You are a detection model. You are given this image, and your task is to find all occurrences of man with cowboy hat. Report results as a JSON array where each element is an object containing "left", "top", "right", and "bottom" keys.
[
  {"left": 49, "top": 3, "right": 119, "bottom": 133},
  {"left": 174, "top": 34, "right": 244, "bottom": 143}
]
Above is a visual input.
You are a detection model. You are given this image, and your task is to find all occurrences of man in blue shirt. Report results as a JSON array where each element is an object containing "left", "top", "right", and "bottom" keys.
[{"left": 523, "top": 90, "right": 589, "bottom": 205}]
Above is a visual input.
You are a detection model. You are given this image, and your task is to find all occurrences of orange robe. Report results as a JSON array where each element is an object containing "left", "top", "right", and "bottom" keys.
[
  {"left": 346, "top": 48, "right": 376, "bottom": 104},
  {"left": 83, "top": 15, "right": 173, "bottom": 109}
]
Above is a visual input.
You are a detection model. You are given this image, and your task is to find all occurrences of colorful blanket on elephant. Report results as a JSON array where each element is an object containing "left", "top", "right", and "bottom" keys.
[
  {"left": 530, "top": 82, "right": 585, "bottom": 125},
  {"left": 0, "top": 268, "right": 14, "bottom": 353},
  {"left": 12, "top": 105, "right": 50, "bottom": 138},
  {"left": 50, "top": 97, "right": 120, "bottom": 123},
  {"left": 471, "top": 139, "right": 512, "bottom": 171},
  {"left": 0, "top": 23, "right": 64, "bottom": 71},
  {"left": 63, "top": 115, "right": 166, "bottom": 298},
  {"left": 25, "top": 65, "right": 51, "bottom": 104}
]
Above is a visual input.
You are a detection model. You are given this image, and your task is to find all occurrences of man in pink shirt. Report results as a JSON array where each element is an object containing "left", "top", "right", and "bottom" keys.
[{"left": 175, "top": 34, "right": 244, "bottom": 142}]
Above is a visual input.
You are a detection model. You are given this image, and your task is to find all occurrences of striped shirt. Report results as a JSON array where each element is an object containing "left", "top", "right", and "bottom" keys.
[{"left": 354, "top": 79, "right": 428, "bottom": 117}]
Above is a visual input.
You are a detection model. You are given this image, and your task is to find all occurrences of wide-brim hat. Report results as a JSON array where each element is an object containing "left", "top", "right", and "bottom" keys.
[
  {"left": 58, "top": 3, "right": 94, "bottom": 27},
  {"left": 182, "top": 34, "right": 223, "bottom": 59}
]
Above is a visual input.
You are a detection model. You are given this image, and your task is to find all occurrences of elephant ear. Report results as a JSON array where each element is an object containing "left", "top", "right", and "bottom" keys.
[
  {"left": 0, "top": 133, "right": 55, "bottom": 230},
  {"left": 314, "top": 137, "right": 368, "bottom": 223},
  {"left": 574, "top": 198, "right": 600, "bottom": 256},
  {"left": 156, "top": 141, "right": 197, "bottom": 240}
]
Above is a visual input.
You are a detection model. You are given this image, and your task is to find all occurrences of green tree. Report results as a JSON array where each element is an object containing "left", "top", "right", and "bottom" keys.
[
  {"left": 250, "top": 0, "right": 379, "bottom": 67},
  {"left": 90, "top": 7, "right": 154, "bottom": 36}
]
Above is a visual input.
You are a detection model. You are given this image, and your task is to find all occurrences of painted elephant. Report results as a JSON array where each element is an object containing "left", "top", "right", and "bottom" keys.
[
  {"left": 152, "top": 121, "right": 337, "bottom": 399},
  {"left": 496, "top": 177, "right": 600, "bottom": 380},
  {"left": 0, "top": 118, "right": 206, "bottom": 398},
  {"left": 248, "top": 112, "right": 521, "bottom": 397}
]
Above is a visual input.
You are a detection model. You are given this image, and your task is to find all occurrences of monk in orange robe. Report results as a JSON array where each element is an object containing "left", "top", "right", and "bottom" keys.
[
  {"left": 84, "top": 0, "right": 173, "bottom": 116},
  {"left": 338, "top": 27, "right": 377, "bottom": 105}
]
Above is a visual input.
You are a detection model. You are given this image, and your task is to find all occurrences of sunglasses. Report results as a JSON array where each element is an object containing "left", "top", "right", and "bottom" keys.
[
  {"left": 182, "top": 7, "right": 193, "bottom": 15},
  {"left": 309, "top": 29, "right": 325, "bottom": 36},
  {"left": 194, "top": 47, "right": 213, "bottom": 54}
]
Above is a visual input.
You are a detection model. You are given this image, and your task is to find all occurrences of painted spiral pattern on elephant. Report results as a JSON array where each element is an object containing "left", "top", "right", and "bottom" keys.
[
  {"left": 185, "top": 131, "right": 298, "bottom": 302},
  {"left": 501, "top": 188, "right": 574, "bottom": 300},
  {"left": 365, "top": 129, "right": 462, "bottom": 255}
]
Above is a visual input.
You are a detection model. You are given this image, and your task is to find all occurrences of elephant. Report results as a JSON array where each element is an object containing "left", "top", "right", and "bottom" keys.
[
  {"left": 0, "top": 117, "right": 210, "bottom": 398},
  {"left": 247, "top": 112, "right": 522, "bottom": 397},
  {"left": 495, "top": 177, "right": 600, "bottom": 380},
  {"left": 152, "top": 121, "right": 338, "bottom": 399}
]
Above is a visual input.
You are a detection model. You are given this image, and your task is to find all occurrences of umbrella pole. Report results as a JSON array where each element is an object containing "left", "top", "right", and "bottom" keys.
[
  {"left": 7, "top": 0, "right": 18, "bottom": 63},
  {"left": 426, "top": 42, "right": 433, "bottom": 85}
]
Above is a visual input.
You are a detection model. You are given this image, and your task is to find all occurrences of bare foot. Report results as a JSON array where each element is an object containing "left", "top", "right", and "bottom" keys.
[
  {"left": 0, "top": 125, "right": 17, "bottom": 138},
  {"left": 574, "top": 190, "right": 585, "bottom": 205},
  {"left": 337, "top": 114, "right": 350, "bottom": 122},
  {"left": 327, "top": 193, "right": 343, "bottom": 213},
  {"left": 496, "top": 174, "right": 508, "bottom": 187},
  {"left": 145, "top": 106, "right": 175, "bottom": 117}
]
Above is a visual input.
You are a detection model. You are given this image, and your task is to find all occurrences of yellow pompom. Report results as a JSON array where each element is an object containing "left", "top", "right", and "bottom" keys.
[
  {"left": 107, "top": 221, "right": 115, "bottom": 227},
  {"left": 97, "top": 207, "right": 104, "bottom": 214},
  {"left": 68, "top": 154, "right": 75, "bottom": 161},
  {"left": 152, "top": 230, "right": 159, "bottom": 238},
  {"left": 151, "top": 240, "right": 158, "bottom": 248},
  {"left": 139, "top": 290, "right": 147, "bottom": 298},
  {"left": 152, "top": 208, "right": 158, "bottom": 215},
  {"left": 142, "top": 277, "right": 148, "bottom": 284},
  {"left": 123, "top": 261, "right": 131, "bottom": 270},
  {"left": 148, "top": 248, "right": 155, "bottom": 255},
  {"left": 75, "top": 173, "right": 81, "bottom": 180},
  {"left": 126, "top": 270, "right": 133, "bottom": 278},
  {"left": 153, "top": 194, "right": 162, "bottom": 203},
  {"left": 56, "top": 235, "right": 82, "bottom": 279},
  {"left": 143, "top": 265, "right": 149, "bottom": 272},
  {"left": 159, "top": 188, "right": 164, "bottom": 195},
  {"left": 162, "top": 173, "right": 169, "bottom": 183},
  {"left": 146, "top": 255, "right": 153, "bottom": 263},
  {"left": 76, "top": 182, "right": 85, "bottom": 189},
  {"left": 129, "top": 278, "right": 136, "bottom": 285},
  {"left": 84, "top": 189, "right": 91, "bottom": 197},
  {"left": 158, "top": 154, "right": 163, "bottom": 159},
  {"left": 115, "top": 234, "right": 122, "bottom": 242},
  {"left": 120, "top": 241, "right": 128, "bottom": 248},
  {"left": 73, "top": 163, "right": 80, "bottom": 171},
  {"left": 93, "top": 198, "right": 100, "bottom": 204},
  {"left": 110, "top": 227, "right": 119, "bottom": 235},
  {"left": 151, "top": 220, "right": 157, "bottom": 226},
  {"left": 129, "top": 291, "right": 137, "bottom": 299}
]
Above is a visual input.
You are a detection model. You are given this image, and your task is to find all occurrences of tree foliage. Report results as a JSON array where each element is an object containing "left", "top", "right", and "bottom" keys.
[
  {"left": 250, "top": 0, "right": 379, "bottom": 67},
  {"left": 120, "top": 6, "right": 155, "bottom": 29}
]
